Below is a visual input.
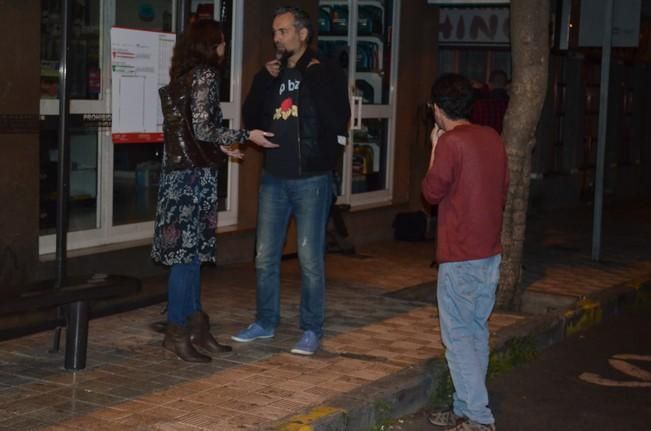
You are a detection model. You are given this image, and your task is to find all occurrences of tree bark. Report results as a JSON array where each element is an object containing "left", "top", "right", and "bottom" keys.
[{"left": 496, "top": 0, "right": 550, "bottom": 310}]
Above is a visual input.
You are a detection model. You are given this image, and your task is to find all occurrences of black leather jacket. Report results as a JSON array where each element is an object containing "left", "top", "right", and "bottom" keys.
[
  {"left": 242, "top": 50, "right": 350, "bottom": 174},
  {"left": 160, "top": 66, "right": 249, "bottom": 171}
]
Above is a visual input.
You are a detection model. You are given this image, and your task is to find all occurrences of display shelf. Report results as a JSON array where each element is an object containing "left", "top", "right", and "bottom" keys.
[{"left": 318, "top": 0, "right": 385, "bottom": 36}]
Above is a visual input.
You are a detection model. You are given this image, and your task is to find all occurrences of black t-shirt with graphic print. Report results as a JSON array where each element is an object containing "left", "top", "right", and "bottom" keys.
[{"left": 264, "top": 67, "right": 302, "bottom": 178}]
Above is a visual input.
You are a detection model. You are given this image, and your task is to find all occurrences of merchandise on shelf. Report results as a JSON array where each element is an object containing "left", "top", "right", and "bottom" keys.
[
  {"left": 318, "top": 6, "right": 332, "bottom": 34},
  {"left": 356, "top": 40, "right": 379, "bottom": 71},
  {"left": 358, "top": 5, "right": 383, "bottom": 35},
  {"left": 353, "top": 144, "right": 375, "bottom": 175},
  {"left": 355, "top": 79, "right": 375, "bottom": 104},
  {"left": 331, "top": 5, "right": 349, "bottom": 35}
]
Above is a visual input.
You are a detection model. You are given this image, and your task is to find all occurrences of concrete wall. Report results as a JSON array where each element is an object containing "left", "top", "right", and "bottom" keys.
[{"left": 0, "top": 1, "right": 41, "bottom": 291}]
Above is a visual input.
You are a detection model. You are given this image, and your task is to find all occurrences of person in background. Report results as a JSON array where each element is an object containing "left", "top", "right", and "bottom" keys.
[
  {"left": 152, "top": 19, "right": 277, "bottom": 363},
  {"left": 470, "top": 69, "right": 510, "bottom": 134},
  {"left": 422, "top": 73, "right": 509, "bottom": 431},
  {"left": 231, "top": 6, "right": 350, "bottom": 356}
]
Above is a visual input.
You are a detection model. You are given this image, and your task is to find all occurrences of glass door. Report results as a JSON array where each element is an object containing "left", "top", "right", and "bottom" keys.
[
  {"left": 318, "top": 0, "right": 399, "bottom": 207},
  {"left": 39, "top": 0, "right": 113, "bottom": 253},
  {"left": 189, "top": 0, "right": 244, "bottom": 227},
  {"left": 39, "top": 0, "right": 244, "bottom": 254}
]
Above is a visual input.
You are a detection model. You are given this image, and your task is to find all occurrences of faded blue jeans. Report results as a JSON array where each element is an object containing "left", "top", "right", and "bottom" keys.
[
  {"left": 255, "top": 173, "right": 333, "bottom": 338},
  {"left": 437, "top": 254, "right": 501, "bottom": 425},
  {"left": 167, "top": 256, "right": 201, "bottom": 326}
]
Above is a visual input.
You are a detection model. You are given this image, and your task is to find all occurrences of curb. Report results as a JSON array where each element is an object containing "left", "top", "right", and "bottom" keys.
[{"left": 266, "top": 276, "right": 651, "bottom": 431}]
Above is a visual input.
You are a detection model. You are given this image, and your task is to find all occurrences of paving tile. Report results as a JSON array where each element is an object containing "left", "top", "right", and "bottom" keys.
[
  {"left": 114, "top": 412, "right": 165, "bottom": 428},
  {"left": 246, "top": 404, "right": 293, "bottom": 420},
  {"left": 176, "top": 411, "right": 222, "bottom": 429},
  {"left": 161, "top": 398, "right": 209, "bottom": 413},
  {"left": 256, "top": 386, "right": 295, "bottom": 399},
  {"left": 214, "top": 398, "right": 260, "bottom": 413},
  {"left": 0, "top": 414, "right": 50, "bottom": 430},
  {"left": 57, "top": 415, "right": 117, "bottom": 430},
  {"left": 1, "top": 206, "right": 650, "bottom": 429},
  {"left": 110, "top": 399, "right": 159, "bottom": 413},
  {"left": 38, "top": 425, "right": 78, "bottom": 431},
  {"left": 78, "top": 406, "right": 132, "bottom": 422}
]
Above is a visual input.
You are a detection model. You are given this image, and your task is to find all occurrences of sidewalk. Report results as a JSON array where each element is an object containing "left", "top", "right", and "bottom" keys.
[{"left": 0, "top": 203, "right": 650, "bottom": 430}]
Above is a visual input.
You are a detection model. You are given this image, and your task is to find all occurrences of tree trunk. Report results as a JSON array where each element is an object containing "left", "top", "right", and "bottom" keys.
[{"left": 496, "top": 0, "right": 550, "bottom": 310}]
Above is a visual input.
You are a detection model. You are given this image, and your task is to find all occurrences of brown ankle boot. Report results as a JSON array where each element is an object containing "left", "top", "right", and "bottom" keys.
[
  {"left": 163, "top": 323, "right": 211, "bottom": 362},
  {"left": 188, "top": 312, "right": 233, "bottom": 354}
]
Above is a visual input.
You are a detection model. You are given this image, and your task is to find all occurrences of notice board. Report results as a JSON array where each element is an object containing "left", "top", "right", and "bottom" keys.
[{"left": 110, "top": 27, "right": 175, "bottom": 143}]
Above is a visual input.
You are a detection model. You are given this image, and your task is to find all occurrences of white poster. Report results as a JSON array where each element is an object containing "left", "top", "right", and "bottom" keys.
[{"left": 110, "top": 27, "right": 176, "bottom": 143}]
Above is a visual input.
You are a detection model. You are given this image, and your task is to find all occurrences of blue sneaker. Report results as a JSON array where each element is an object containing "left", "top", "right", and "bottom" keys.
[
  {"left": 290, "top": 331, "right": 320, "bottom": 356},
  {"left": 231, "top": 322, "right": 275, "bottom": 343}
]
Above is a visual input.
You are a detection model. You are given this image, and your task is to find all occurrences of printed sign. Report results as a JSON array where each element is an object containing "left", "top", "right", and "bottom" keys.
[
  {"left": 439, "top": 7, "right": 510, "bottom": 46},
  {"left": 110, "top": 27, "right": 175, "bottom": 143}
]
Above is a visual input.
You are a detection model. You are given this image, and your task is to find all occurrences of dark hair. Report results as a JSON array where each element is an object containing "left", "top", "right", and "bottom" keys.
[
  {"left": 489, "top": 69, "right": 508, "bottom": 88},
  {"left": 169, "top": 20, "right": 225, "bottom": 80},
  {"left": 273, "top": 6, "right": 314, "bottom": 45},
  {"left": 430, "top": 73, "right": 474, "bottom": 121}
]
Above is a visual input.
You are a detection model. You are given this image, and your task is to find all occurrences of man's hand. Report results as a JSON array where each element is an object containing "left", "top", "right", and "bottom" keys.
[
  {"left": 429, "top": 124, "right": 445, "bottom": 168},
  {"left": 248, "top": 130, "right": 279, "bottom": 148},
  {"left": 265, "top": 59, "right": 281, "bottom": 78}
]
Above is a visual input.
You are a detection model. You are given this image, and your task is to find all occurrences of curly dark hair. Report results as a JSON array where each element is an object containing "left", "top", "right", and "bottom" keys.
[
  {"left": 430, "top": 73, "right": 474, "bottom": 121},
  {"left": 169, "top": 20, "right": 225, "bottom": 80}
]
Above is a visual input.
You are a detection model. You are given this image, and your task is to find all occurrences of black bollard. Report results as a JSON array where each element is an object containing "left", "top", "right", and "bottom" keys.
[{"left": 64, "top": 301, "right": 89, "bottom": 370}]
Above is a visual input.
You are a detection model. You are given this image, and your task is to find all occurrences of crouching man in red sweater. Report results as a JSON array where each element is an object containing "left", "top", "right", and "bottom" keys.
[{"left": 422, "top": 74, "right": 509, "bottom": 431}]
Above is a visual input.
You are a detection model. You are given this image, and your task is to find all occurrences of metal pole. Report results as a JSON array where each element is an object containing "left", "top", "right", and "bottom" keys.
[
  {"left": 176, "top": 0, "right": 191, "bottom": 33},
  {"left": 559, "top": 0, "right": 572, "bottom": 50},
  {"left": 55, "top": 0, "right": 72, "bottom": 287},
  {"left": 591, "top": 0, "right": 614, "bottom": 261},
  {"left": 49, "top": 0, "right": 73, "bottom": 355},
  {"left": 64, "top": 301, "right": 89, "bottom": 370}
]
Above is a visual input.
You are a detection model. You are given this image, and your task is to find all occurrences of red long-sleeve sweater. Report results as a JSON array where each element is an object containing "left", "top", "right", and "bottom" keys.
[{"left": 421, "top": 124, "right": 509, "bottom": 263}]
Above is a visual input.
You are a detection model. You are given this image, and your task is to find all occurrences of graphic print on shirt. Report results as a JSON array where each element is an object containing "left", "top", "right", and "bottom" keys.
[{"left": 273, "top": 79, "right": 300, "bottom": 120}]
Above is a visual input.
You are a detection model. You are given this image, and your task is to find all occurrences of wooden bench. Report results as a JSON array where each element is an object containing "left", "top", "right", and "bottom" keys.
[{"left": 0, "top": 274, "right": 141, "bottom": 370}]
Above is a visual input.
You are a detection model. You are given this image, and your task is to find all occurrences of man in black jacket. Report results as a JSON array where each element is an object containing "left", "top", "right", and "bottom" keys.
[{"left": 232, "top": 6, "right": 350, "bottom": 356}]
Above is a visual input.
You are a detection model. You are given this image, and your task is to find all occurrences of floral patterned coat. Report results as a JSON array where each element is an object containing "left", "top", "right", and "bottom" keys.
[{"left": 151, "top": 66, "right": 249, "bottom": 266}]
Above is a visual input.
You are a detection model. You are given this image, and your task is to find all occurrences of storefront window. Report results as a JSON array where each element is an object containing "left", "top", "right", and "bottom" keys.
[
  {"left": 40, "top": 1, "right": 102, "bottom": 236},
  {"left": 191, "top": 0, "right": 234, "bottom": 102},
  {"left": 41, "top": 0, "right": 101, "bottom": 100},
  {"left": 39, "top": 116, "right": 99, "bottom": 234},
  {"left": 39, "top": 0, "right": 242, "bottom": 251},
  {"left": 111, "top": 0, "right": 172, "bottom": 226},
  {"left": 318, "top": 0, "right": 398, "bottom": 203},
  {"left": 112, "top": 1, "right": 233, "bottom": 225},
  {"left": 115, "top": 0, "right": 173, "bottom": 32},
  {"left": 352, "top": 119, "right": 388, "bottom": 194}
]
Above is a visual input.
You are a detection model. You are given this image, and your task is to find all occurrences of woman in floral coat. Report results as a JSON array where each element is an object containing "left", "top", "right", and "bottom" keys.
[{"left": 152, "top": 20, "right": 276, "bottom": 362}]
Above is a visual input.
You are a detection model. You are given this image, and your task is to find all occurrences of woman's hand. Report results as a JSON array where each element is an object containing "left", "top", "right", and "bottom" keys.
[
  {"left": 248, "top": 130, "right": 279, "bottom": 148},
  {"left": 220, "top": 144, "right": 244, "bottom": 159}
]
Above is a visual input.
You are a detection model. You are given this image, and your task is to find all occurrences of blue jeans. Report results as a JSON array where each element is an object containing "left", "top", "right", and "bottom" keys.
[
  {"left": 167, "top": 256, "right": 201, "bottom": 326},
  {"left": 437, "top": 254, "right": 501, "bottom": 425},
  {"left": 255, "top": 173, "right": 333, "bottom": 338}
]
